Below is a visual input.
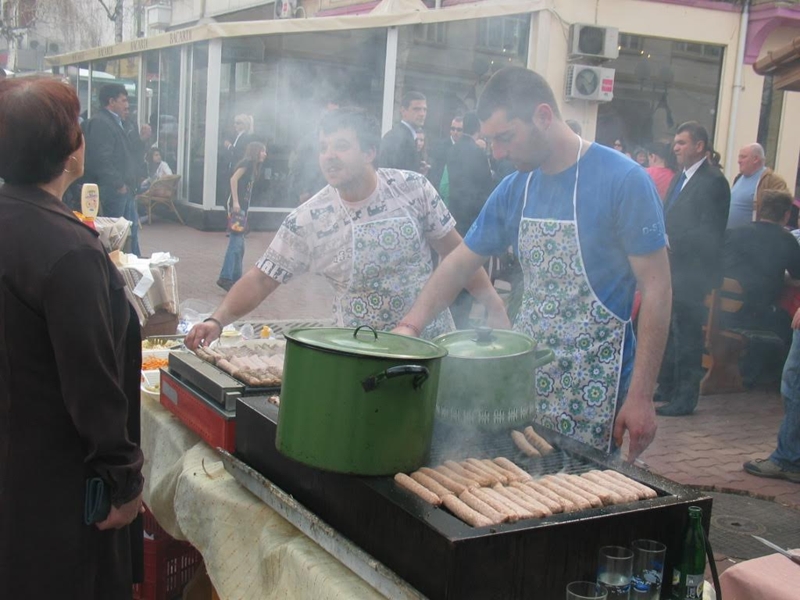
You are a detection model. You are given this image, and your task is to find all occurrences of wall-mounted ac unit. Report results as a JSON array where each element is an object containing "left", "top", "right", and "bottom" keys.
[
  {"left": 565, "top": 64, "right": 615, "bottom": 102},
  {"left": 569, "top": 24, "right": 619, "bottom": 61},
  {"left": 146, "top": 4, "right": 172, "bottom": 30}
]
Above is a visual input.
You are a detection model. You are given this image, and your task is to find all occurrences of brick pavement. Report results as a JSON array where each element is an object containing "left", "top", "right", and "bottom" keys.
[{"left": 140, "top": 219, "right": 800, "bottom": 510}]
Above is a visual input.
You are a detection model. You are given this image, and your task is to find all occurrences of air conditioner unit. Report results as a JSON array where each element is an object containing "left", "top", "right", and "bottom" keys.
[
  {"left": 275, "top": 0, "right": 297, "bottom": 19},
  {"left": 565, "top": 65, "right": 615, "bottom": 102},
  {"left": 146, "top": 4, "right": 172, "bottom": 30},
  {"left": 569, "top": 24, "right": 619, "bottom": 61}
]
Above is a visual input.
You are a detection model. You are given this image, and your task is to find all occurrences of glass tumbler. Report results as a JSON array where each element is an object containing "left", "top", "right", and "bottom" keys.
[
  {"left": 566, "top": 581, "right": 609, "bottom": 600},
  {"left": 630, "top": 539, "right": 667, "bottom": 599},
  {"left": 597, "top": 546, "right": 633, "bottom": 600}
]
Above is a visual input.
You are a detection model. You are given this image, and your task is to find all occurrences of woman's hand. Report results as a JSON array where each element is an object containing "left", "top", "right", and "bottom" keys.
[
  {"left": 232, "top": 203, "right": 241, "bottom": 214},
  {"left": 96, "top": 491, "right": 144, "bottom": 531}
]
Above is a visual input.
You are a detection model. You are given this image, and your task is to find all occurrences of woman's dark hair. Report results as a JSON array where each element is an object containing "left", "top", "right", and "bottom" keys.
[
  {"left": 477, "top": 66, "right": 560, "bottom": 123},
  {"left": 236, "top": 141, "right": 267, "bottom": 178},
  {"left": 0, "top": 77, "right": 82, "bottom": 185},
  {"left": 146, "top": 146, "right": 162, "bottom": 163},
  {"left": 318, "top": 107, "right": 381, "bottom": 156}
]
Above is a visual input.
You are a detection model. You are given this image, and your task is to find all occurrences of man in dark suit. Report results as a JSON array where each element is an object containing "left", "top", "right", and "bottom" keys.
[
  {"left": 427, "top": 115, "right": 463, "bottom": 191},
  {"left": 657, "top": 121, "right": 731, "bottom": 416},
  {"left": 378, "top": 91, "right": 426, "bottom": 172},
  {"left": 445, "top": 112, "right": 495, "bottom": 328},
  {"left": 83, "top": 83, "right": 141, "bottom": 256}
]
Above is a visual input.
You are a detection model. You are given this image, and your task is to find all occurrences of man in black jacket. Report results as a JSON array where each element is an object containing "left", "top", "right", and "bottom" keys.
[
  {"left": 445, "top": 112, "right": 495, "bottom": 327},
  {"left": 657, "top": 121, "right": 731, "bottom": 416},
  {"left": 378, "top": 91, "right": 426, "bottom": 172},
  {"left": 427, "top": 115, "right": 463, "bottom": 192},
  {"left": 83, "top": 83, "right": 141, "bottom": 256}
]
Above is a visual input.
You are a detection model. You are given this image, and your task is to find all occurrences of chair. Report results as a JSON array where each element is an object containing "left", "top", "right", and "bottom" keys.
[
  {"left": 700, "top": 277, "right": 784, "bottom": 395},
  {"left": 136, "top": 174, "right": 183, "bottom": 225}
]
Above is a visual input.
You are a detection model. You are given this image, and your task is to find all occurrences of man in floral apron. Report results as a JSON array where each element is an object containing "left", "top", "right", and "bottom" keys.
[
  {"left": 396, "top": 67, "right": 672, "bottom": 460},
  {"left": 186, "top": 108, "right": 507, "bottom": 351}
]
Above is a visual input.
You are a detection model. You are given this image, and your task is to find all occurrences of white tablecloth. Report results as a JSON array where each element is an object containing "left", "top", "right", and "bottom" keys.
[{"left": 140, "top": 395, "right": 384, "bottom": 600}]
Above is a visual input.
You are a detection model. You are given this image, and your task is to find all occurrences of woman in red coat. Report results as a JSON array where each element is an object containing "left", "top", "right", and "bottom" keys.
[{"left": 0, "top": 78, "right": 144, "bottom": 598}]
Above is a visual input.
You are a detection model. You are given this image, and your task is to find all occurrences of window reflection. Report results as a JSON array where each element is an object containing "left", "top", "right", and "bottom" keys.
[{"left": 185, "top": 43, "right": 208, "bottom": 205}]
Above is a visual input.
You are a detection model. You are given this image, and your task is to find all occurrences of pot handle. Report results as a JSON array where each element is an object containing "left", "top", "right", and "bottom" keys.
[
  {"left": 353, "top": 325, "right": 379, "bottom": 341},
  {"left": 530, "top": 348, "right": 556, "bottom": 369},
  {"left": 361, "top": 365, "right": 430, "bottom": 392}
]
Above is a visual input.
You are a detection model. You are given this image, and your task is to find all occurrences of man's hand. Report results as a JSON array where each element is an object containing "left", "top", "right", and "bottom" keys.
[
  {"left": 96, "top": 492, "right": 144, "bottom": 531},
  {"left": 185, "top": 320, "right": 222, "bottom": 350},
  {"left": 485, "top": 303, "right": 511, "bottom": 330},
  {"left": 613, "top": 393, "right": 657, "bottom": 462}
]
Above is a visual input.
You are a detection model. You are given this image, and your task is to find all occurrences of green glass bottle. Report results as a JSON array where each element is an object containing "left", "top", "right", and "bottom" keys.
[{"left": 671, "top": 506, "right": 706, "bottom": 599}]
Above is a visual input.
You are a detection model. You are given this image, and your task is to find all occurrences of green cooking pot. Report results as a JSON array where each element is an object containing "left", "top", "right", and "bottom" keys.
[
  {"left": 433, "top": 327, "right": 555, "bottom": 431},
  {"left": 277, "top": 326, "right": 447, "bottom": 475}
]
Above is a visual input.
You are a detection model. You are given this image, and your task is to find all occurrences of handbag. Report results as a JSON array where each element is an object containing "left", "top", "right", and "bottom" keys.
[
  {"left": 84, "top": 477, "right": 111, "bottom": 525},
  {"left": 227, "top": 207, "right": 248, "bottom": 234}
]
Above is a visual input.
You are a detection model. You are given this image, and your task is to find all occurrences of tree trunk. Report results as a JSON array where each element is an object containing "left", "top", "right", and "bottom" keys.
[{"left": 115, "top": 0, "right": 123, "bottom": 43}]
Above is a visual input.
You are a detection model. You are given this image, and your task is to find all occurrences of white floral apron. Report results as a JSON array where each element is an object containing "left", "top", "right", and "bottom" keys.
[
  {"left": 515, "top": 138, "right": 627, "bottom": 452},
  {"left": 335, "top": 198, "right": 454, "bottom": 339}
]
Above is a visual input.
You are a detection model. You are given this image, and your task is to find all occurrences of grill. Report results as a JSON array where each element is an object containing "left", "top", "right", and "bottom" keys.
[{"left": 235, "top": 397, "right": 713, "bottom": 600}]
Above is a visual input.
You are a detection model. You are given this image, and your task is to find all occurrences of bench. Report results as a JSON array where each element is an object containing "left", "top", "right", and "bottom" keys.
[
  {"left": 700, "top": 277, "right": 785, "bottom": 395},
  {"left": 136, "top": 174, "right": 183, "bottom": 225}
]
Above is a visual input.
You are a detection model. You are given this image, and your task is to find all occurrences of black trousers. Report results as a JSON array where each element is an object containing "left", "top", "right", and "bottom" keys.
[{"left": 658, "top": 294, "right": 707, "bottom": 409}]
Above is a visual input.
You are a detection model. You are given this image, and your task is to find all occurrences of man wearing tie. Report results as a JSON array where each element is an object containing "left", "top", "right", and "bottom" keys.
[{"left": 657, "top": 121, "right": 730, "bottom": 416}]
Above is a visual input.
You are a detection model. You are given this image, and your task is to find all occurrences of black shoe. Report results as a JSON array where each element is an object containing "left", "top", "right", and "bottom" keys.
[
  {"left": 656, "top": 402, "right": 695, "bottom": 417},
  {"left": 216, "top": 278, "right": 233, "bottom": 291}
]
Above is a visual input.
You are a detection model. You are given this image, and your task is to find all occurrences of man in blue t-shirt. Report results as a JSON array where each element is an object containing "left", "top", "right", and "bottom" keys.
[{"left": 396, "top": 67, "right": 671, "bottom": 460}]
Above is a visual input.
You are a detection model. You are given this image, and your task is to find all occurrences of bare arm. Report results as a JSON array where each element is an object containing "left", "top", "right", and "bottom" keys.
[
  {"left": 613, "top": 247, "right": 671, "bottom": 461},
  {"left": 229, "top": 167, "right": 245, "bottom": 211},
  {"left": 428, "top": 230, "right": 509, "bottom": 327},
  {"left": 185, "top": 268, "right": 281, "bottom": 349},
  {"left": 395, "top": 242, "right": 490, "bottom": 336}
]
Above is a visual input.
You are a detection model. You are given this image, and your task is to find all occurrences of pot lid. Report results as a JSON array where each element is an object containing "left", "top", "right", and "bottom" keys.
[
  {"left": 285, "top": 326, "right": 447, "bottom": 360},
  {"left": 433, "top": 327, "right": 536, "bottom": 358}
]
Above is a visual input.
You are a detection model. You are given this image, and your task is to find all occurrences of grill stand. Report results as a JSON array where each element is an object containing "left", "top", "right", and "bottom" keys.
[{"left": 218, "top": 450, "right": 426, "bottom": 600}]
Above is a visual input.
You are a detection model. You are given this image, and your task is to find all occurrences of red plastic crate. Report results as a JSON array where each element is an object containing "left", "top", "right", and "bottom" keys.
[{"left": 133, "top": 507, "right": 203, "bottom": 600}]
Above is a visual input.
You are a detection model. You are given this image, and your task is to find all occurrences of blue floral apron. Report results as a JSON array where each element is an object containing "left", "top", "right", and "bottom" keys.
[
  {"left": 514, "top": 138, "right": 626, "bottom": 452},
  {"left": 335, "top": 198, "right": 454, "bottom": 339}
]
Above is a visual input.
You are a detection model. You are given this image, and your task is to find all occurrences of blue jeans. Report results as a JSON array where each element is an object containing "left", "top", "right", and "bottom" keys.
[
  {"left": 103, "top": 189, "right": 140, "bottom": 257},
  {"left": 219, "top": 233, "right": 245, "bottom": 282},
  {"left": 773, "top": 329, "right": 800, "bottom": 471}
]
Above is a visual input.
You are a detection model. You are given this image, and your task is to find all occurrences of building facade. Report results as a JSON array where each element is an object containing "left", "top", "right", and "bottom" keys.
[{"left": 45, "top": 0, "right": 800, "bottom": 230}]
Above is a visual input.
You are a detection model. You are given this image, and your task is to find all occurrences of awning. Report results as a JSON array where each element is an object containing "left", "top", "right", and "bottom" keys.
[
  {"left": 753, "top": 35, "right": 800, "bottom": 92},
  {"left": 46, "top": 0, "right": 543, "bottom": 67}
]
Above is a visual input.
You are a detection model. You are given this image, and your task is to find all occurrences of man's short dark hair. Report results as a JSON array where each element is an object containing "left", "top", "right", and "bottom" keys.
[
  {"left": 401, "top": 91, "right": 426, "bottom": 108},
  {"left": 676, "top": 121, "right": 709, "bottom": 153},
  {"left": 646, "top": 141, "right": 670, "bottom": 160},
  {"left": 319, "top": 107, "right": 381, "bottom": 155},
  {"left": 99, "top": 83, "right": 127, "bottom": 108},
  {"left": 760, "top": 189, "right": 793, "bottom": 222},
  {"left": 462, "top": 112, "right": 480, "bottom": 136},
  {"left": 477, "top": 66, "right": 561, "bottom": 123}
]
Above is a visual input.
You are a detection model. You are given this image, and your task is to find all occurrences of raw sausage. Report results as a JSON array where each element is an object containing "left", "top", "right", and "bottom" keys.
[
  {"left": 459, "top": 490, "right": 507, "bottom": 525},
  {"left": 409, "top": 471, "right": 453, "bottom": 498},
  {"left": 510, "top": 481, "right": 563, "bottom": 514},
  {"left": 419, "top": 467, "right": 467, "bottom": 495},
  {"left": 565, "top": 474, "right": 622, "bottom": 505},
  {"left": 394, "top": 473, "right": 441, "bottom": 506},
  {"left": 525, "top": 480, "right": 578, "bottom": 513},
  {"left": 436, "top": 465, "right": 480, "bottom": 489},
  {"left": 524, "top": 426, "right": 554, "bottom": 455},
  {"left": 537, "top": 477, "right": 593, "bottom": 511},
  {"left": 442, "top": 494, "right": 492, "bottom": 528},
  {"left": 448, "top": 461, "right": 495, "bottom": 486},
  {"left": 466, "top": 459, "right": 508, "bottom": 485},
  {"left": 474, "top": 487, "right": 525, "bottom": 522},
  {"left": 602, "top": 470, "right": 658, "bottom": 499},
  {"left": 547, "top": 475, "right": 603, "bottom": 508},
  {"left": 582, "top": 472, "right": 639, "bottom": 503},
  {"left": 511, "top": 430, "right": 541, "bottom": 457},
  {"left": 493, "top": 457, "right": 533, "bottom": 482},
  {"left": 505, "top": 486, "right": 553, "bottom": 517}
]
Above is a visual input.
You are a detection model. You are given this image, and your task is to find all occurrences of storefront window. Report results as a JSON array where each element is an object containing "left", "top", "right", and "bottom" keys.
[
  {"left": 143, "top": 48, "right": 181, "bottom": 176},
  {"left": 218, "top": 29, "right": 387, "bottom": 210},
  {"left": 597, "top": 34, "right": 724, "bottom": 154},
  {"left": 64, "top": 63, "right": 91, "bottom": 119},
  {"left": 185, "top": 43, "right": 208, "bottom": 205},
  {"left": 757, "top": 75, "right": 784, "bottom": 171},
  {"left": 394, "top": 15, "right": 530, "bottom": 142}
]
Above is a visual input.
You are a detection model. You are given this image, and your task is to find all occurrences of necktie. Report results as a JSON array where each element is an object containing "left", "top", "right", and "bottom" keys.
[{"left": 665, "top": 171, "right": 686, "bottom": 212}]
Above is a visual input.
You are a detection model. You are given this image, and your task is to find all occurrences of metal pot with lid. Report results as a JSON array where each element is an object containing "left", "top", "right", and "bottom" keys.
[
  {"left": 432, "top": 327, "right": 554, "bottom": 431},
  {"left": 277, "top": 325, "right": 447, "bottom": 475}
]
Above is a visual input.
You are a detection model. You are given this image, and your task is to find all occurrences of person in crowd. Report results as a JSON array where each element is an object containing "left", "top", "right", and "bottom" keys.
[
  {"left": 288, "top": 98, "right": 340, "bottom": 204},
  {"left": 223, "top": 113, "right": 255, "bottom": 174},
  {"left": 428, "top": 115, "right": 463, "bottom": 191},
  {"left": 82, "top": 82, "right": 141, "bottom": 256},
  {"left": 727, "top": 142, "right": 789, "bottom": 229},
  {"left": 565, "top": 119, "right": 582, "bottom": 136},
  {"left": 632, "top": 147, "right": 648, "bottom": 168},
  {"left": 140, "top": 146, "right": 173, "bottom": 192},
  {"left": 395, "top": 67, "right": 671, "bottom": 461},
  {"left": 416, "top": 128, "right": 431, "bottom": 177},
  {"left": 657, "top": 121, "right": 731, "bottom": 416},
  {"left": 645, "top": 141, "right": 676, "bottom": 202},
  {"left": 186, "top": 108, "right": 507, "bottom": 349},
  {"left": 743, "top": 306, "right": 800, "bottom": 483},
  {"left": 445, "top": 111, "right": 496, "bottom": 328},
  {"left": 612, "top": 138, "right": 631, "bottom": 158},
  {"left": 0, "top": 77, "right": 144, "bottom": 598},
  {"left": 723, "top": 190, "right": 800, "bottom": 342},
  {"left": 217, "top": 141, "right": 268, "bottom": 292},
  {"left": 378, "top": 91, "right": 427, "bottom": 173}
]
